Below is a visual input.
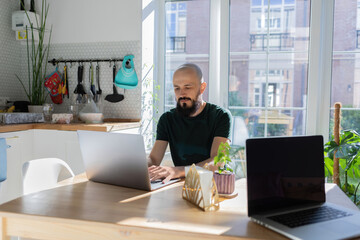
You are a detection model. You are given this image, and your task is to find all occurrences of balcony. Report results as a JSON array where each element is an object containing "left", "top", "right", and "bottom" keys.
[
  {"left": 167, "top": 36, "right": 186, "bottom": 53},
  {"left": 250, "top": 33, "right": 294, "bottom": 51}
]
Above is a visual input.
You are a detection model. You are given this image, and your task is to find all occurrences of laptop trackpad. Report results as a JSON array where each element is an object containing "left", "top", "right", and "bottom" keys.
[{"left": 321, "top": 221, "right": 360, "bottom": 235}]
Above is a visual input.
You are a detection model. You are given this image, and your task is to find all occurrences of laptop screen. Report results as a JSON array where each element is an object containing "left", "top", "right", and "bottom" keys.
[{"left": 246, "top": 135, "right": 325, "bottom": 216}]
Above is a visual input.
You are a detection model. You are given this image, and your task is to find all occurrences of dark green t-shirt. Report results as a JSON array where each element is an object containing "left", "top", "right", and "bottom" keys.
[{"left": 156, "top": 103, "right": 231, "bottom": 166}]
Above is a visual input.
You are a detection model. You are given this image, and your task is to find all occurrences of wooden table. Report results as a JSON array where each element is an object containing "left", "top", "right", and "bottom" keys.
[{"left": 0, "top": 175, "right": 358, "bottom": 240}]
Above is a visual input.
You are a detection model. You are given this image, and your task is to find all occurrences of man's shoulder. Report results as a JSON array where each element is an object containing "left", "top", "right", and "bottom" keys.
[
  {"left": 159, "top": 108, "right": 177, "bottom": 121},
  {"left": 206, "top": 103, "right": 232, "bottom": 118},
  {"left": 160, "top": 108, "right": 177, "bottom": 117}
]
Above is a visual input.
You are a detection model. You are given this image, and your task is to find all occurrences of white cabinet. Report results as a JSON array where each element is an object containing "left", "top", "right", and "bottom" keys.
[
  {"left": 32, "top": 130, "right": 84, "bottom": 175},
  {"left": 0, "top": 127, "right": 139, "bottom": 204},
  {"left": 0, "top": 129, "right": 85, "bottom": 204},
  {"left": 0, "top": 130, "right": 33, "bottom": 204}
]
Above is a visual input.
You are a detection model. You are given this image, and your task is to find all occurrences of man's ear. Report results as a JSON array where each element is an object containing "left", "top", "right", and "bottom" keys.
[{"left": 200, "top": 82, "right": 207, "bottom": 94}]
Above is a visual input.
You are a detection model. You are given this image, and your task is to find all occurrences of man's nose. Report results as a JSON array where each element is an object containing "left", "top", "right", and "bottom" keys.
[{"left": 179, "top": 88, "right": 187, "bottom": 96}]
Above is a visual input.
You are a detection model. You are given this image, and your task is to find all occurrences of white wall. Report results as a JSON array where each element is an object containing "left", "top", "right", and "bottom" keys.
[
  {"left": 0, "top": 1, "right": 27, "bottom": 102},
  {"left": 46, "top": 0, "right": 142, "bottom": 43}
]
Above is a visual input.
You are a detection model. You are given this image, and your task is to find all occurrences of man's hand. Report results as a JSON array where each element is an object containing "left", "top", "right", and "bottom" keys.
[
  {"left": 148, "top": 165, "right": 184, "bottom": 183},
  {"left": 203, "top": 162, "right": 219, "bottom": 172}
]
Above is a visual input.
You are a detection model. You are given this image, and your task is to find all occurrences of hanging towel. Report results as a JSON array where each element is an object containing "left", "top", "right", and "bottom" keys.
[{"left": 0, "top": 138, "right": 10, "bottom": 182}]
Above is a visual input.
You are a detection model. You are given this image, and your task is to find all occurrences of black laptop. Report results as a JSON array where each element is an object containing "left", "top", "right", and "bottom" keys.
[{"left": 246, "top": 135, "right": 360, "bottom": 240}]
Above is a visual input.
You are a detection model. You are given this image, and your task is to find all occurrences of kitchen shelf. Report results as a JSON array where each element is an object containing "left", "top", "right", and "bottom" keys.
[{"left": 0, "top": 120, "right": 140, "bottom": 133}]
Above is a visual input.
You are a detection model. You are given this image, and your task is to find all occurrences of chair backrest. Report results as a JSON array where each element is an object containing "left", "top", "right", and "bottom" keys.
[
  {"left": 22, "top": 158, "right": 75, "bottom": 195},
  {"left": 230, "top": 116, "right": 249, "bottom": 146}
]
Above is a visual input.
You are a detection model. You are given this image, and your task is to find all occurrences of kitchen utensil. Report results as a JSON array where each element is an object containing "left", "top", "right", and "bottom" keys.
[
  {"left": 115, "top": 55, "right": 138, "bottom": 89},
  {"left": 74, "top": 65, "right": 86, "bottom": 103},
  {"left": 105, "top": 64, "right": 124, "bottom": 103},
  {"left": 60, "top": 65, "right": 68, "bottom": 98},
  {"left": 89, "top": 63, "right": 96, "bottom": 97},
  {"left": 96, "top": 64, "right": 102, "bottom": 94},
  {"left": 94, "top": 63, "right": 102, "bottom": 103},
  {"left": 64, "top": 64, "right": 69, "bottom": 98}
]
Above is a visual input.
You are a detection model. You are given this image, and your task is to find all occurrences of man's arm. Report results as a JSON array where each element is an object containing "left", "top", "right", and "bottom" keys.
[
  {"left": 148, "top": 140, "right": 168, "bottom": 166},
  {"left": 196, "top": 136, "right": 229, "bottom": 171},
  {"left": 148, "top": 136, "right": 229, "bottom": 183},
  {"left": 148, "top": 140, "right": 185, "bottom": 183}
]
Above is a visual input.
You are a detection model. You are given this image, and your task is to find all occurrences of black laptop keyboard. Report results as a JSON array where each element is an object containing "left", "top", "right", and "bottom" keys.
[{"left": 268, "top": 206, "right": 353, "bottom": 228}]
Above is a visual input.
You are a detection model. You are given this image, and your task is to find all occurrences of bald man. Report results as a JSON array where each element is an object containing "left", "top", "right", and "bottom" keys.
[{"left": 148, "top": 63, "right": 231, "bottom": 183}]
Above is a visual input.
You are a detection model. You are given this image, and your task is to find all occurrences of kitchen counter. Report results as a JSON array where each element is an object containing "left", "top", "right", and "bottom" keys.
[{"left": 0, "top": 119, "right": 141, "bottom": 133}]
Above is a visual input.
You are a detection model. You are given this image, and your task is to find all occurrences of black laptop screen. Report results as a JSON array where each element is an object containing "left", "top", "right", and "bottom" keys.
[{"left": 246, "top": 135, "right": 325, "bottom": 216}]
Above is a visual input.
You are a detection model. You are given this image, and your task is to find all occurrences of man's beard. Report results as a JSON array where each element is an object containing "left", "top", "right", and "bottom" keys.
[{"left": 176, "top": 96, "right": 201, "bottom": 117}]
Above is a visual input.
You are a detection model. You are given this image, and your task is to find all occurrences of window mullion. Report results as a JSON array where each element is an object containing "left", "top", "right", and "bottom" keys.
[
  {"left": 154, "top": 0, "right": 166, "bottom": 119},
  {"left": 209, "top": 0, "right": 229, "bottom": 108},
  {"left": 306, "top": 0, "right": 334, "bottom": 140}
]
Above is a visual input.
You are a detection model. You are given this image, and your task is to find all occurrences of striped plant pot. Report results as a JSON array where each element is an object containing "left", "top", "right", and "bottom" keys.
[{"left": 213, "top": 172, "right": 235, "bottom": 194}]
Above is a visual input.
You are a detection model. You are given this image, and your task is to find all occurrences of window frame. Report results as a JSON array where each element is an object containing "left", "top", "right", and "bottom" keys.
[{"left": 153, "top": 0, "right": 335, "bottom": 141}]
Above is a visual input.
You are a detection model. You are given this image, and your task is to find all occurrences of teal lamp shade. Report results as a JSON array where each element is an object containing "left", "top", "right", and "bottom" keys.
[
  {"left": 0, "top": 138, "right": 10, "bottom": 182},
  {"left": 115, "top": 55, "right": 138, "bottom": 89}
]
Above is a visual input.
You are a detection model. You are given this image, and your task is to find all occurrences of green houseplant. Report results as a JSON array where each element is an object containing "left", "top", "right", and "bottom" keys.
[
  {"left": 213, "top": 142, "right": 235, "bottom": 194},
  {"left": 324, "top": 130, "right": 360, "bottom": 206},
  {"left": 15, "top": 0, "right": 52, "bottom": 109}
]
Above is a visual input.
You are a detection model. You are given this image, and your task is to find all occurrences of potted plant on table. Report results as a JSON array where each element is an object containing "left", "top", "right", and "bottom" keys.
[
  {"left": 213, "top": 142, "right": 235, "bottom": 194},
  {"left": 15, "top": 0, "right": 52, "bottom": 112}
]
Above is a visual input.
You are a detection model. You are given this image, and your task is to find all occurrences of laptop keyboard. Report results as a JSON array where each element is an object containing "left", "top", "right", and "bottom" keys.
[{"left": 268, "top": 206, "right": 353, "bottom": 228}]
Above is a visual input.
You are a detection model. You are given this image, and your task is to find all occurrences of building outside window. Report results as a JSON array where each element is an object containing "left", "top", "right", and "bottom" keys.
[
  {"left": 164, "top": 0, "right": 210, "bottom": 112},
  {"left": 229, "top": 0, "right": 305, "bottom": 138},
  {"left": 162, "top": 0, "right": 360, "bottom": 139},
  {"left": 330, "top": 0, "right": 360, "bottom": 135}
]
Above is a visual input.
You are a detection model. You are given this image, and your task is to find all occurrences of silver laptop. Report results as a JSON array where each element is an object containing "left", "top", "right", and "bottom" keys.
[
  {"left": 77, "top": 130, "right": 180, "bottom": 191},
  {"left": 246, "top": 135, "right": 360, "bottom": 240}
]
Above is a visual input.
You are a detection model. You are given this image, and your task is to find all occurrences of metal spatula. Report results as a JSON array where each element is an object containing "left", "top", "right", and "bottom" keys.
[{"left": 105, "top": 64, "right": 124, "bottom": 103}]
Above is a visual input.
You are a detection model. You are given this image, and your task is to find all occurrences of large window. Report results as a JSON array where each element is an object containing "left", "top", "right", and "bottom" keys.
[
  {"left": 153, "top": 0, "right": 360, "bottom": 178},
  {"left": 330, "top": 0, "right": 360, "bottom": 135},
  {"left": 164, "top": 0, "right": 210, "bottom": 112},
  {"left": 229, "top": 0, "right": 310, "bottom": 138},
  {"left": 159, "top": 0, "right": 358, "bottom": 141}
]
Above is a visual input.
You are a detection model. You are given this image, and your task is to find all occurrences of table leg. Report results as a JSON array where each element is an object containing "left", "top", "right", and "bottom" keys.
[{"left": 0, "top": 218, "right": 10, "bottom": 240}]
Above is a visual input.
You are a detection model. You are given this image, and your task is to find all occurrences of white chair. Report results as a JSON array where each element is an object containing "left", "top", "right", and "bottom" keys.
[
  {"left": 230, "top": 116, "right": 249, "bottom": 147},
  {"left": 22, "top": 158, "right": 75, "bottom": 195}
]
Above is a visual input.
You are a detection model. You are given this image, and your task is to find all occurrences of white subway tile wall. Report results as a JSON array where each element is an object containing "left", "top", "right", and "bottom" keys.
[
  {"left": 0, "top": 1, "right": 27, "bottom": 101},
  {"left": 1, "top": 0, "right": 141, "bottom": 120},
  {"left": 39, "top": 41, "right": 142, "bottom": 119}
]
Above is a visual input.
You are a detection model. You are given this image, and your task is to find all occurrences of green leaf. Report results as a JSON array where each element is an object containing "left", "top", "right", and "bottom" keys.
[
  {"left": 353, "top": 167, "right": 360, "bottom": 178},
  {"left": 214, "top": 156, "right": 219, "bottom": 165},
  {"left": 347, "top": 184, "right": 356, "bottom": 195},
  {"left": 324, "top": 157, "right": 334, "bottom": 176},
  {"left": 348, "top": 169, "right": 354, "bottom": 178},
  {"left": 339, "top": 159, "right": 346, "bottom": 170},
  {"left": 215, "top": 142, "right": 233, "bottom": 173},
  {"left": 345, "top": 155, "right": 359, "bottom": 170}
]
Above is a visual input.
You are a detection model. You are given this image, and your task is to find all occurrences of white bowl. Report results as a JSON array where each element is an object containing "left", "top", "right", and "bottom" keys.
[{"left": 79, "top": 113, "right": 104, "bottom": 124}]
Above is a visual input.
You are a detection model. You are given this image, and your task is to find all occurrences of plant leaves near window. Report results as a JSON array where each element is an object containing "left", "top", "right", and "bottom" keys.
[
  {"left": 324, "top": 129, "right": 360, "bottom": 205},
  {"left": 324, "top": 157, "right": 334, "bottom": 176}
]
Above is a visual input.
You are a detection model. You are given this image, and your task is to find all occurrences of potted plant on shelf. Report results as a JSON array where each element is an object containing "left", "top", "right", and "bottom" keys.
[
  {"left": 213, "top": 142, "right": 235, "bottom": 194},
  {"left": 15, "top": 0, "right": 52, "bottom": 112}
]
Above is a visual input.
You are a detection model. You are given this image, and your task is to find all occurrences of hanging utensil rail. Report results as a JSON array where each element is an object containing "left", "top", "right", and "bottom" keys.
[{"left": 48, "top": 58, "right": 124, "bottom": 66}]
